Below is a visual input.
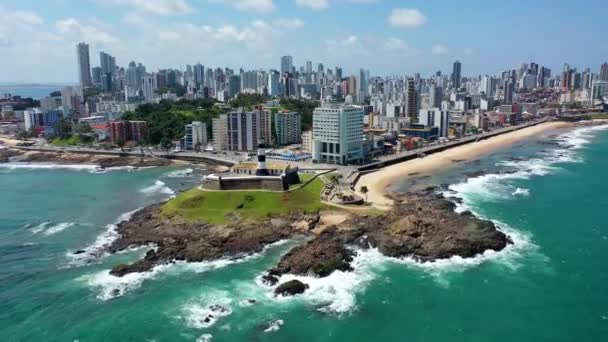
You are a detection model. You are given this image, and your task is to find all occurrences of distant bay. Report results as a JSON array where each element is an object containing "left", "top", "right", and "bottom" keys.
[{"left": 0, "top": 84, "right": 73, "bottom": 100}]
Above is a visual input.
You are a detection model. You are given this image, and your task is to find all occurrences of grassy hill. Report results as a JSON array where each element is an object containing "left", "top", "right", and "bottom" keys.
[{"left": 161, "top": 176, "right": 326, "bottom": 224}]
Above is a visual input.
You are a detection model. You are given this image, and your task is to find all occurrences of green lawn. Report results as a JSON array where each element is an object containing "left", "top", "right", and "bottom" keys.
[
  {"left": 288, "top": 173, "right": 315, "bottom": 190},
  {"left": 50, "top": 136, "right": 84, "bottom": 146},
  {"left": 161, "top": 176, "right": 327, "bottom": 224},
  {"left": 591, "top": 113, "right": 608, "bottom": 120}
]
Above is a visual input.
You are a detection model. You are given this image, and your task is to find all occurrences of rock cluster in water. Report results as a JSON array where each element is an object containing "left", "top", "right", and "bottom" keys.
[
  {"left": 105, "top": 187, "right": 511, "bottom": 296},
  {"left": 0, "top": 147, "right": 172, "bottom": 168}
]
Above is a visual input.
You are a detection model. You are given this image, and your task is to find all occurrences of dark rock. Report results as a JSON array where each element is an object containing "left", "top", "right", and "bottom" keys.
[
  {"left": 274, "top": 280, "right": 309, "bottom": 296},
  {"left": 464, "top": 170, "right": 487, "bottom": 178},
  {"left": 261, "top": 274, "right": 279, "bottom": 286},
  {"left": 103, "top": 185, "right": 511, "bottom": 282},
  {"left": 269, "top": 227, "right": 356, "bottom": 278},
  {"left": 73, "top": 250, "right": 86, "bottom": 255}
]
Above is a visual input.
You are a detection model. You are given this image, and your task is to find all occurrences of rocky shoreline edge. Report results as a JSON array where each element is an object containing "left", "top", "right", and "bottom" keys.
[
  {"left": 102, "top": 186, "right": 511, "bottom": 297},
  {"left": 0, "top": 147, "right": 172, "bottom": 168}
]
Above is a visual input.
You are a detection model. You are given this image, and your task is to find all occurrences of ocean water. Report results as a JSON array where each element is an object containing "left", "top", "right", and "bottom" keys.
[
  {"left": 2, "top": 125, "right": 608, "bottom": 341},
  {"left": 0, "top": 84, "right": 68, "bottom": 100}
]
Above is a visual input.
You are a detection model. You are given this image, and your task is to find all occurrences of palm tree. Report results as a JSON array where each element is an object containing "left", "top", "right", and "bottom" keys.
[{"left": 360, "top": 186, "right": 369, "bottom": 204}]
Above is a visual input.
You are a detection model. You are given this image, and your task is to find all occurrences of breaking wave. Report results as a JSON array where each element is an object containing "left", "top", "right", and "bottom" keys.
[
  {"left": 80, "top": 241, "right": 291, "bottom": 300},
  {"left": 43, "top": 222, "right": 77, "bottom": 236},
  {"left": 451, "top": 123, "right": 608, "bottom": 204},
  {"left": 140, "top": 180, "right": 175, "bottom": 197},
  {"left": 0, "top": 163, "right": 100, "bottom": 171},
  {"left": 166, "top": 168, "right": 194, "bottom": 178},
  {"left": 66, "top": 208, "right": 142, "bottom": 267},
  {"left": 260, "top": 247, "right": 387, "bottom": 314}
]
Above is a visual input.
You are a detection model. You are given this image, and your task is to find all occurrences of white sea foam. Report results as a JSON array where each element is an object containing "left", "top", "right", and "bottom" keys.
[
  {"left": 451, "top": 124, "right": 608, "bottom": 206},
  {"left": 181, "top": 291, "right": 233, "bottom": 329},
  {"left": 263, "top": 319, "right": 284, "bottom": 333},
  {"left": 261, "top": 247, "right": 387, "bottom": 314},
  {"left": 140, "top": 180, "right": 175, "bottom": 197},
  {"left": 512, "top": 188, "right": 530, "bottom": 197},
  {"left": 392, "top": 219, "right": 534, "bottom": 274},
  {"left": 166, "top": 168, "right": 194, "bottom": 178},
  {"left": 196, "top": 334, "right": 213, "bottom": 342},
  {"left": 43, "top": 222, "right": 77, "bottom": 236},
  {"left": 79, "top": 262, "right": 174, "bottom": 300},
  {"left": 66, "top": 208, "right": 142, "bottom": 267},
  {"left": 81, "top": 247, "right": 282, "bottom": 301},
  {"left": 30, "top": 222, "right": 50, "bottom": 234},
  {"left": 0, "top": 163, "right": 99, "bottom": 171}
]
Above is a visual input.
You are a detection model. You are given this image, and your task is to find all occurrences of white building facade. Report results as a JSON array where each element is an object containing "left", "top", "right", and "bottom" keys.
[
  {"left": 185, "top": 121, "right": 207, "bottom": 151},
  {"left": 418, "top": 108, "right": 450, "bottom": 138},
  {"left": 312, "top": 104, "right": 364, "bottom": 165}
]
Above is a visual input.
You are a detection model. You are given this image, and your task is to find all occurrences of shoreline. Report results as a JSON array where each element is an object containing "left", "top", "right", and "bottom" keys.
[{"left": 356, "top": 121, "right": 573, "bottom": 210}]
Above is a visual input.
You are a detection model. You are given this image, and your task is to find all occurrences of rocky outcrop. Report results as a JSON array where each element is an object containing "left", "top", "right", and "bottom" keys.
[
  {"left": 262, "top": 187, "right": 510, "bottom": 285},
  {"left": 274, "top": 280, "right": 309, "bottom": 296},
  {"left": 267, "top": 227, "right": 355, "bottom": 278},
  {"left": 0, "top": 148, "right": 23, "bottom": 162},
  {"left": 107, "top": 204, "right": 308, "bottom": 276},
  {"left": 96, "top": 157, "right": 171, "bottom": 168},
  {"left": 0, "top": 148, "right": 172, "bottom": 168},
  {"left": 106, "top": 187, "right": 511, "bottom": 284}
]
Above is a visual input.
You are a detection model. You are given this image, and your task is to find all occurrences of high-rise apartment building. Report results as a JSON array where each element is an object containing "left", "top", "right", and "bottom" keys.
[
  {"left": 405, "top": 77, "right": 417, "bottom": 119},
  {"left": 452, "top": 61, "right": 462, "bottom": 90},
  {"left": 281, "top": 55, "right": 293, "bottom": 75},
  {"left": 77, "top": 42, "right": 92, "bottom": 88},
  {"left": 274, "top": 111, "right": 301, "bottom": 146},
  {"left": 268, "top": 71, "right": 280, "bottom": 97},
  {"left": 312, "top": 104, "right": 364, "bottom": 165},
  {"left": 194, "top": 64, "right": 205, "bottom": 88},
  {"left": 109, "top": 120, "right": 148, "bottom": 144},
  {"left": 600, "top": 62, "right": 608, "bottom": 81},
  {"left": 418, "top": 108, "right": 450, "bottom": 138},
  {"left": 142, "top": 75, "right": 156, "bottom": 103},
  {"left": 212, "top": 110, "right": 271, "bottom": 151},
  {"left": 184, "top": 121, "right": 207, "bottom": 151},
  {"left": 99, "top": 51, "right": 116, "bottom": 75}
]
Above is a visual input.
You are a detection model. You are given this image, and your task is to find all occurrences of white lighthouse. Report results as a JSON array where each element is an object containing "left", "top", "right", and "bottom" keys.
[{"left": 255, "top": 137, "right": 269, "bottom": 176}]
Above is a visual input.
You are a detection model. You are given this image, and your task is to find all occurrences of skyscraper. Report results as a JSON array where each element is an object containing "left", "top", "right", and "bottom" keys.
[
  {"left": 305, "top": 60, "right": 312, "bottom": 83},
  {"left": 281, "top": 55, "right": 293, "bottom": 75},
  {"left": 99, "top": 51, "right": 116, "bottom": 75},
  {"left": 76, "top": 42, "right": 92, "bottom": 88},
  {"left": 405, "top": 77, "right": 417, "bottom": 119},
  {"left": 600, "top": 62, "right": 608, "bottom": 81},
  {"left": 194, "top": 64, "right": 205, "bottom": 88},
  {"left": 452, "top": 61, "right": 462, "bottom": 90},
  {"left": 268, "top": 70, "right": 280, "bottom": 97}
]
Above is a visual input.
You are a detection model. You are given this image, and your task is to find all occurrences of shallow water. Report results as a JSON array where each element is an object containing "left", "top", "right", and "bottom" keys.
[{"left": 2, "top": 125, "right": 608, "bottom": 341}]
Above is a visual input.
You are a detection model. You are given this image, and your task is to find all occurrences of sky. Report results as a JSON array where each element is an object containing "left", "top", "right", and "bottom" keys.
[{"left": 0, "top": 0, "right": 607, "bottom": 83}]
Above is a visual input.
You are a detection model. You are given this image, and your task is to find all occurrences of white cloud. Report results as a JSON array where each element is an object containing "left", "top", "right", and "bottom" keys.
[
  {"left": 210, "top": 0, "right": 276, "bottom": 13},
  {"left": 326, "top": 35, "right": 360, "bottom": 48},
  {"left": 56, "top": 18, "right": 118, "bottom": 44},
  {"left": 431, "top": 44, "right": 449, "bottom": 56},
  {"left": 383, "top": 37, "right": 407, "bottom": 51},
  {"left": 0, "top": 6, "right": 43, "bottom": 25},
  {"left": 103, "top": 0, "right": 191, "bottom": 16},
  {"left": 388, "top": 8, "right": 426, "bottom": 28},
  {"left": 274, "top": 18, "right": 305, "bottom": 29},
  {"left": 296, "top": 0, "right": 330, "bottom": 11}
]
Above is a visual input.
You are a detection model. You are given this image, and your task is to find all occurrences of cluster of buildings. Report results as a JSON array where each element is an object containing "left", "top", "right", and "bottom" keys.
[{"left": 2, "top": 40, "right": 607, "bottom": 163}]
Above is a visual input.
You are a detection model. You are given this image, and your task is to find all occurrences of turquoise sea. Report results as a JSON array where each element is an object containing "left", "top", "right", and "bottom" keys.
[
  {"left": 0, "top": 84, "right": 68, "bottom": 100},
  {"left": 1, "top": 124, "right": 608, "bottom": 341}
]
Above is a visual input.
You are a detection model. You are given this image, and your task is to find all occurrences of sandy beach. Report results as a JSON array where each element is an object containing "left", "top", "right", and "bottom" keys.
[{"left": 356, "top": 121, "right": 571, "bottom": 210}]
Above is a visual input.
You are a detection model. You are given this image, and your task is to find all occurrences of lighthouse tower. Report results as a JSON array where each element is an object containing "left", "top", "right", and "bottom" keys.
[{"left": 255, "top": 137, "right": 269, "bottom": 176}]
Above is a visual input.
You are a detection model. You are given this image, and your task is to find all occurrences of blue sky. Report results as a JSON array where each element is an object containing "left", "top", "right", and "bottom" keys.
[{"left": 0, "top": 0, "right": 607, "bottom": 83}]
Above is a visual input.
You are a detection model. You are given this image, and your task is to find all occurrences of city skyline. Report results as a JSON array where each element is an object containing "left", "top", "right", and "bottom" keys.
[{"left": 1, "top": 0, "right": 607, "bottom": 83}]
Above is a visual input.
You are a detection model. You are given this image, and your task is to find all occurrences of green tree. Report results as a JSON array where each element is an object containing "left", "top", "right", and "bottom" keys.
[{"left": 360, "top": 186, "right": 369, "bottom": 204}]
